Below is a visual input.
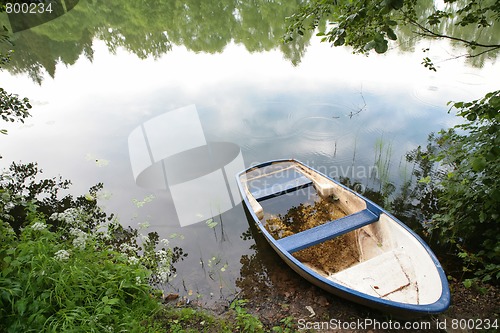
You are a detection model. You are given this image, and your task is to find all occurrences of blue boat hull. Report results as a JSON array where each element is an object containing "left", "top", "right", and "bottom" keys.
[{"left": 236, "top": 159, "right": 450, "bottom": 318}]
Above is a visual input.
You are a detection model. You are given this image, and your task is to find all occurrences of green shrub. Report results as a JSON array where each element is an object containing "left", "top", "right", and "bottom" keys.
[
  {"left": 0, "top": 162, "right": 178, "bottom": 332},
  {"left": 0, "top": 211, "right": 163, "bottom": 332},
  {"left": 1, "top": 220, "right": 159, "bottom": 331},
  {"left": 408, "top": 91, "right": 500, "bottom": 284}
]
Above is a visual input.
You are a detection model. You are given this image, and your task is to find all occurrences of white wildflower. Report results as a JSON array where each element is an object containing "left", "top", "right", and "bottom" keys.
[
  {"left": 98, "top": 231, "right": 111, "bottom": 241},
  {"left": 128, "top": 256, "right": 140, "bottom": 265},
  {"left": 119, "top": 243, "right": 138, "bottom": 254},
  {"left": 49, "top": 207, "right": 90, "bottom": 228},
  {"left": 135, "top": 276, "right": 142, "bottom": 285},
  {"left": 31, "top": 222, "right": 47, "bottom": 231},
  {"left": 73, "top": 234, "right": 87, "bottom": 250},
  {"left": 160, "top": 238, "right": 170, "bottom": 246},
  {"left": 54, "top": 249, "right": 70, "bottom": 261},
  {"left": 4, "top": 202, "right": 15, "bottom": 210},
  {"left": 155, "top": 249, "right": 172, "bottom": 284},
  {"left": 157, "top": 249, "right": 170, "bottom": 262},
  {"left": 70, "top": 228, "right": 88, "bottom": 250},
  {"left": 158, "top": 270, "right": 170, "bottom": 284},
  {"left": 69, "top": 227, "right": 82, "bottom": 237}
]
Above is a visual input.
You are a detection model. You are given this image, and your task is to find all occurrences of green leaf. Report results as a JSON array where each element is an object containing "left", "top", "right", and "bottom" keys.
[
  {"left": 489, "top": 96, "right": 500, "bottom": 109},
  {"left": 466, "top": 112, "right": 477, "bottom": 121},
  {"left": 471, "top": 157, "right": 486, "bottom": 172},
  {"left": 364, "top": 40, "right": 376, "bottom": 51},
  {"left": 333, "top": 36, "right": 345, "bottom": 46},
  {"left": 462, "top": 279, "right": 473, "bottom": 288},
  {"left": 374, "top": 39, "right": 388, "bottom": 53},
  {"left": 386, "top": 28, "right": 397, "bottom": 40},
  {"left": 16, "top": 300, "right": 26, "bottom": 315},
  {"left": 418, "top": 176, "right": 432, "bottom": 184},
  {"left": 108, "top": 297, "right": 120, "bottom": 305},
  {"left": 391, "top": 0, "right": 404, "bottom": 10}
]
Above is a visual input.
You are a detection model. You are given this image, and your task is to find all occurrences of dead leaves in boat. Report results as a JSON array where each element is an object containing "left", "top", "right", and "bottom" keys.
[
  {"left": 264, "top": 198, "right": 360, "bottom": 275},
  {"left": 295, "top": 233, "right": 360, "bottom": 275},
  {"left": 264, "top": 198, "right": 347, "bottom": 239}
]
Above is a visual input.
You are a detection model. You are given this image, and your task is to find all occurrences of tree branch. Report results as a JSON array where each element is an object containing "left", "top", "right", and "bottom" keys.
[{"left": 409, "top": 19, "right": 500, "bottom": 49}]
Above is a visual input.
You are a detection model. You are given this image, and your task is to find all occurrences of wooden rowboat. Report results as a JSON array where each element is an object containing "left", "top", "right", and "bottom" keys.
[{"left": 236, "top": 159, "right": 450, "bottom": 317}]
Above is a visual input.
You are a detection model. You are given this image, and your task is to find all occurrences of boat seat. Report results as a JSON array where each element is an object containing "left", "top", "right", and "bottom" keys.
[
  {"left": 251, "top": 175, "right": 313, "bottom": 201},
  {"left": 277, "top": 209, "right": 379, "bottom": 253},
  {"left": 327, "top": 250, "right": 418, "bottom": 302}
]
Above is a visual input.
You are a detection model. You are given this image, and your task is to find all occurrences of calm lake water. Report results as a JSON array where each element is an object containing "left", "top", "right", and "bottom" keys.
[{"left": 1, "top": 0, "right": 498, "bottom": 303}]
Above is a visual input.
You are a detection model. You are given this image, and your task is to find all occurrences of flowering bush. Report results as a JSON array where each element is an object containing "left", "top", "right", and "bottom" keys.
[
  {"left": 0, "top": 217, "right": 163, "bottom": 332},
  {"left": 0, "top": 162, "right": 175, "bottom": 332}
]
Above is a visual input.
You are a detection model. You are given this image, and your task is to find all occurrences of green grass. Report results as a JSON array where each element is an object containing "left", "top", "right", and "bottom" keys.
[
  {"left": 0, "top": 219, "right": 163, "bottom": 332},
  {"left": 0, "top": 162, "right": 301, "bottom": 333},
  {"left": 154, "top": 300, "right": 298, "bottom": 333}
]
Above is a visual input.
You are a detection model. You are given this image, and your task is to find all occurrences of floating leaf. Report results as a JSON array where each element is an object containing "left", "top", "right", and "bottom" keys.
[
  {"left": 132, "top": 194, "right": 155, "bottom": 208},
  {"left": 169, "top": 233, "right": 184, "bottom": 240},
  {"left": 206, "top": 218, "right": 218, "bottom": 228}
]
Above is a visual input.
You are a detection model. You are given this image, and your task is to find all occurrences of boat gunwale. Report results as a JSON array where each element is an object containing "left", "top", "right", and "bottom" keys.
[{"left": 236, "top": 158, "right": 451, "bottom": 316}]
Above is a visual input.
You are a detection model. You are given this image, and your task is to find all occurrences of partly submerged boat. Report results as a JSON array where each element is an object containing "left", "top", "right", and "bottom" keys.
[{"left": 236, "top": 159, "right": 450, "bottom": 317}]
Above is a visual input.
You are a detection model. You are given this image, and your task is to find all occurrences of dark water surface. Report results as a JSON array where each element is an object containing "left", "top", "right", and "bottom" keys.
[{"left": 1, "top": 0, "right": 498, "bottom": 304}]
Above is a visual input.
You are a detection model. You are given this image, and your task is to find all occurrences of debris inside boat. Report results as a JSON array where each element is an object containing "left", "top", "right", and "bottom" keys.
[{"left": 263, "top": 197, "right": 360, "bottom": 274}]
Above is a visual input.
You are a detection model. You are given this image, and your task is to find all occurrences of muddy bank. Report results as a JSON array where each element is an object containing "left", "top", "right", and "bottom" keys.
[
  {"left": 193, "top": 261, "right": 498, "bottom": 332},
  {"left": 239, "top": 269, "right": 499, "bottom": 332},
  {"left": 176, "top": 244, "right": 498, "bottom": 333}
]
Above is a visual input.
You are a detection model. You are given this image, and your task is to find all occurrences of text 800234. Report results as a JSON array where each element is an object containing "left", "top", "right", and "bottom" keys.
[
  {"left": 4, "top": 1, "right": 80, "bottom": 33},
  {"left": 5, "top": 1, "right": 54, "bottom": 14}
]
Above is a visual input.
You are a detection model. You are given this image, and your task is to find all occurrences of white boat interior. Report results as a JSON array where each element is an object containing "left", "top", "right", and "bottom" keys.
[{"left": 240, "top": 160, "right": 444, "bottom": 306}]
